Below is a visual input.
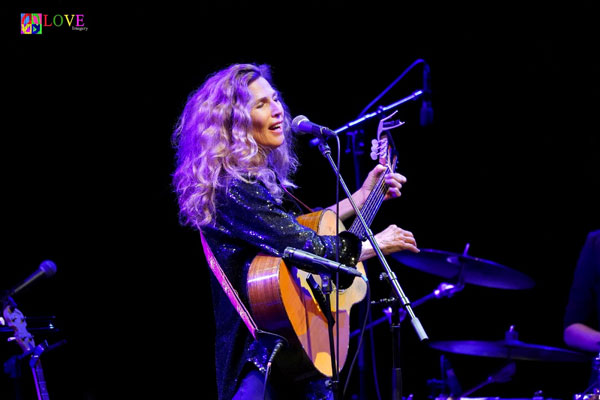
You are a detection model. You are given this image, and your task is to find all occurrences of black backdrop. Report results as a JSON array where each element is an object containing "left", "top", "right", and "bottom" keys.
[{"left": 3, "top": 3, "right": 599, "bottom": 399}]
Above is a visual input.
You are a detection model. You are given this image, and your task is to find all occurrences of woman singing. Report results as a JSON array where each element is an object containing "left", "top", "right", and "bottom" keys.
[{"left": 172, "top": 63, "right": 418, "bottom": 400}]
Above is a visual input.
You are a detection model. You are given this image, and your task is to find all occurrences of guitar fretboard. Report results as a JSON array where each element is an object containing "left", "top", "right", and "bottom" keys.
[
  {"left": 348, "top": 165, "right": 391, "bottom": 240},
  {"left": 32, "top": 361, "right": 50, "bottom": 400}
]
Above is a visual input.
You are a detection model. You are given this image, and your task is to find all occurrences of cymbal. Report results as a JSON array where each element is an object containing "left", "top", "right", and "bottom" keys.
[
  {"left": 390, "top": 248, "right": 535, "bottom": 290},
  {"left": 428, "top": 339, "right": 591, "bottom": 362}
]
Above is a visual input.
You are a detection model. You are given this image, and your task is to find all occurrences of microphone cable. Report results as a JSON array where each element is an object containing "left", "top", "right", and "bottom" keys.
[
  {"left": 262, "top": 339, "right": 285, "bottom": 400},
  {"left": 357, "top": 59, "right": 427, "bottom": 118}
]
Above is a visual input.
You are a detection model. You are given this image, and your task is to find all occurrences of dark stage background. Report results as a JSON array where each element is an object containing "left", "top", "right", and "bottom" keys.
[{"left": 3, "top": 3, "right": 599, "bottom": 399}]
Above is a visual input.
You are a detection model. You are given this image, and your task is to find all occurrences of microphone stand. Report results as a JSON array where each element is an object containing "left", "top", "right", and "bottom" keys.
[
  {"left": 309, "top": 91, "right": 424, "bottom": 149},
  {"left": 306, "top": 274, "right": 339, "bottom": 399},
  {"left": 314, "top": 137, "right": 428, "bottom": 400},
  {"left": 334, "top": 91, "right": 423, "bottom": 135}
]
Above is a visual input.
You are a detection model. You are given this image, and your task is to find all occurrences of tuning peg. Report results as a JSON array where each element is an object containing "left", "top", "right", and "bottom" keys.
[
  {"left": 7, "top": 336, "right": 16, "bottom": 342},
  {"left": 370, "top": 139, "right": 379, "bottom": 160}
]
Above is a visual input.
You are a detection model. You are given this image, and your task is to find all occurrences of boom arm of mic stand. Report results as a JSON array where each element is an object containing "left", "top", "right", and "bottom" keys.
[
  {"left": 315, "top": 140, "right": 429, "bottom": 343},
  {"left": 334, "top": 91, "right": 423, "bottom": 135},
  {"left": 309, "top": 91, "right": 424, "bottom": 147}
]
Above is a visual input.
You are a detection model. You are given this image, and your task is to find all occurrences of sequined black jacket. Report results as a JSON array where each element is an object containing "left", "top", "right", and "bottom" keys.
[{"left": 200, "top": 178, "right": 362, "bottom": 400}]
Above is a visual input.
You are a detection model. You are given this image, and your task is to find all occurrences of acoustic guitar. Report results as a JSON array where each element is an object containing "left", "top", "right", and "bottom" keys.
[
  {"left": 2, "top": 303, "right": 51, "bottom": 400},
  {"left": 247, "top": 113, "right": 404, "bottom": 377}
]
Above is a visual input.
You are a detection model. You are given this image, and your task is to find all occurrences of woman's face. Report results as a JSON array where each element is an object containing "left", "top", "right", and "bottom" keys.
[{"left": 248, "top": 77, "right": 285, "bottom": 149}]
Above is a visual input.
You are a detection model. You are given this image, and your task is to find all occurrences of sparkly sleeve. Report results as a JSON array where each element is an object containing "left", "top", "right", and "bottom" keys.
[{"left": 215, "top": 179, "right": 361, "bottom": 266}]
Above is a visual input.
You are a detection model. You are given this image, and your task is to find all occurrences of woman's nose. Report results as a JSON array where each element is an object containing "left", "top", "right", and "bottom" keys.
[{"left": 272, "top": 101, "right": 283, "bottom": 116}]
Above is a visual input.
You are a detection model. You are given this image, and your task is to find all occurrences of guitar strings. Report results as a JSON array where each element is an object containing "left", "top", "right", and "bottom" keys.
[
  {"left": 363, "top": 175, "right": 388, "bottom": 223},
  {"left": 350, "top": 169, "right": 389, "bottom": 237},
  {"left": 351, "top": 175, "right": 386, "bottom": 232},
  {"left": 359, "top": 151, "right": 398, "bottom": 235}
]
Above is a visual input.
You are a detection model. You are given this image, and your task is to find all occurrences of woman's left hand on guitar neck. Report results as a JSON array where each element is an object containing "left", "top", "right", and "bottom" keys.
[
  {"left": 324, "top": 163, "right": 418, "bottom": 261},
  {"left": 361, "top": 164, "right": 405, "bottom": 201},
  {"left": 326, "top": 164, "right": 407, "bottom": 221}
]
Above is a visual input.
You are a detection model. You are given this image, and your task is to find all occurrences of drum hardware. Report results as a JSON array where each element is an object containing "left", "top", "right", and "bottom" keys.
[
  {"left": 391, "top": 244, "right": 536, "bottom": 290},
  {"left": 428, "top": 355, "right": 515, "bottom": 400},
  {"left": 350, "top": 281, "right": 462, "bottom": 339},
  {"left": 427, "top": 354, "right": 463, "bottom": 398},
  {"left": 429, "top": 326, "right": 591, "bottom": 363},
  {"left": 574, "top": 352, "right": 600, "bottom": 400},
  {"left": 391, "top": 245, "right": 592, "bottom": 399},
  {"left": 463, "top": 360, "right": 516, "bottom": 397}
]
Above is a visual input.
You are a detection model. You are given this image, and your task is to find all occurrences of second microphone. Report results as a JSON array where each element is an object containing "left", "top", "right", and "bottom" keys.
[{"left": 282, "top": 247, "right": 366, "bottom": 280}]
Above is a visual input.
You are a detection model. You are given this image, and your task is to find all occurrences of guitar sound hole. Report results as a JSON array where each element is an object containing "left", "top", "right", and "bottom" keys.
[{"left": 336, "top": 273, "right": 356, "bottom": 291}]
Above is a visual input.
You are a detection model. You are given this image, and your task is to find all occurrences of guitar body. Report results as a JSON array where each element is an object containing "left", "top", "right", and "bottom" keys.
[{"left": 247, "top": 209, "right": 367, "bottom": 378}]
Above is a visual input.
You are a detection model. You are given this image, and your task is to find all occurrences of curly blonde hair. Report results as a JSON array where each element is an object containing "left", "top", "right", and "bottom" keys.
[{"left": 172, "top": 63, "right": 298, "bottom": 228}]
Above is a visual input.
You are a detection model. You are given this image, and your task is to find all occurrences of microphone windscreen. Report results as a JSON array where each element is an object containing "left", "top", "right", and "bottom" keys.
[
  {"left": 291, "top": 115, "right": 309, "bottom": 134},
  {"left": 39, "top": 260, "right": 57, "bottom": 277}
]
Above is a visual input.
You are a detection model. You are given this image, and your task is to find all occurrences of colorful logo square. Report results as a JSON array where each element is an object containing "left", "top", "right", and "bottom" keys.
[{"left": 21, "top": 13, "right": 42, "bottom": 35}]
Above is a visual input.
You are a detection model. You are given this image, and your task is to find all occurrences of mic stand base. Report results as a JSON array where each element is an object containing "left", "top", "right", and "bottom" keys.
[{"left": 391, "top": 307, "right": 403, "bottom": 400}]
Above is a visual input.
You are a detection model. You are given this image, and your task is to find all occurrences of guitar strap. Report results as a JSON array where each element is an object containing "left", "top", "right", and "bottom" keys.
[
  {"left": 200, "top": 231, "right": 288, "bottom": 374},
  {"left": 280, "top": 184, "right": 314, "bottom": 213},
  {"left": 200, "top": 231, "right": 258, "bottom": 339}
]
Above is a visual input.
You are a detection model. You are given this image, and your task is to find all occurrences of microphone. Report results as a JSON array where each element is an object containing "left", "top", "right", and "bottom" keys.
[
  {"left": 419, "top": 63, "right": 433, "bottom": 126},
  {"left": 291, "top": 115, "right": 337, "bottom": 138},
  {"left": 7, "top": 260, "right": 57, "bottom": 297},
  {"left": 282, "top": 247, "right": 365, "bottom": 279}
]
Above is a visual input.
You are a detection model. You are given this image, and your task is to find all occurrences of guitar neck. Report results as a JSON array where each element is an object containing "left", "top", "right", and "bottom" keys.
[
  {"left": 348, "top": 166, "right": 389, "bottom": 239},
  {"left": 31, "top": 360, "right": 50, "bottom": 400},
  {"left": 2, "top": 305, "right": 51, "bottom": 400}
]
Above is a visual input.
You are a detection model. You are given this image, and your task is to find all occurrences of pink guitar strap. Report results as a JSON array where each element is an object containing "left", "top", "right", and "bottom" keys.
[{"left": 200, "top": 231, "right": 258, "bottom": 339}]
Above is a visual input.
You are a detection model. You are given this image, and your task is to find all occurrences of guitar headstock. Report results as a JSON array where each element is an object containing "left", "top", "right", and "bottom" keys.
[
  {"left": 370, "top": 111, "right": 404, "bottom": 169},
  {"left": 2, "top": 304, "right": 36, "bottom": 353}
]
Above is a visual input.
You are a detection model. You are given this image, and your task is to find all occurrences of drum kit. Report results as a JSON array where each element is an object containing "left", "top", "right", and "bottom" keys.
[{"left": 378, "top": 244, "right": 598, "bottom": 400}]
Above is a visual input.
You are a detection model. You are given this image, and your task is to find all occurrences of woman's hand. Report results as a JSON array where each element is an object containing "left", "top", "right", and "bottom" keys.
[
  {"left": 360, "top": 224, "right": 419, "bottom": 261},
  {"left": 326, "top": 164, "right": 407, "bottom": 221},
  {"left": 359, "top": 164, "right": 406, "bottom": 205}
]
